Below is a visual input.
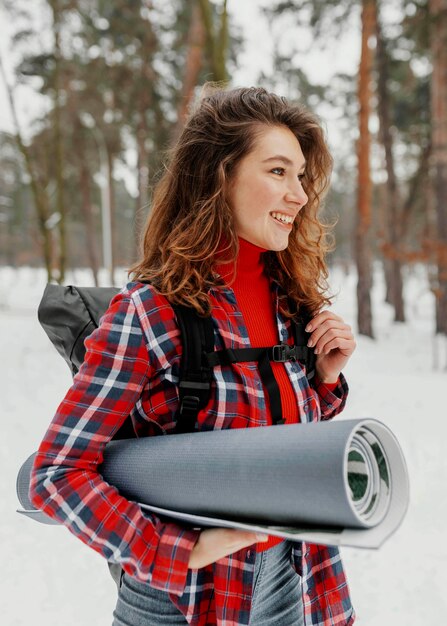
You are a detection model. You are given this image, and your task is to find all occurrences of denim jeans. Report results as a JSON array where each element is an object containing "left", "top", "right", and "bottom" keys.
[
  {"left": 112, "top": 570, "right": 188, "bottom": 625},
  {"left": 248, "top": 540, "right": 304, "bottom": 626},
  {"left": 112, "top": 540, "right": 303, "bottom": 626}
]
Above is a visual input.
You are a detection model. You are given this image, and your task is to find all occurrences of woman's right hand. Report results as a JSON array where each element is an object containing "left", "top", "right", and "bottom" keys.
[{"left": 188, "top": 528, "right": 269, "bottom": 569}]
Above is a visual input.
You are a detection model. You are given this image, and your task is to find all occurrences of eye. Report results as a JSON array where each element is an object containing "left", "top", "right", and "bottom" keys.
[
  {"left": 298, "top": 172, "right": 306, "bottom": 182},
  {"left": 271, "top": 167, "right": 285, "bottom": 176}
]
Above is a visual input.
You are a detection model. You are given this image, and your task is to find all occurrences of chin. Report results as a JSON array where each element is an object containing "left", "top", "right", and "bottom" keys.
[{"left": 268, "top": 239, "right": 290, "bottom": 252}]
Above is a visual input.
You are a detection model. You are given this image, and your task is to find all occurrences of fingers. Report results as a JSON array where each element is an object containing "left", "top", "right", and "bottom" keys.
[
  {"left": 223, "top": 529, "right": 261, "bottom": 549},
  {"left": 188, "top": 528, "right": 267, "bottom": 569},
  {"left": 316, "top": 335, "right": 356, "bottom": 357},
  {"left": 306, "top": 313, "right": 355, "bottom": 355},
  {"left": 306, "top": 310, "right": 344, "bottom": 332}
]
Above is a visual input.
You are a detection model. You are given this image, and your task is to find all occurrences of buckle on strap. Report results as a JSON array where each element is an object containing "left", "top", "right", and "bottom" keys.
[
  {"left": 271, "top": 344, "right": 298, "bottom": 362},
  {"left": 179, "top": 381, "right": 210, "bottom": 416},
  {"left": 179, "top": 395, "right": 200, "bottom": 416}
]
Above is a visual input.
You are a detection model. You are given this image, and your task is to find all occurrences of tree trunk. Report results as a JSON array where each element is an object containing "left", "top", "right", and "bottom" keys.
[
  {"left": 216, "top": 0, "right": 228, "bottom": 82},
  {"left": 376, "top": 183, "right": 393, "bottom": 305},
  {"left": 75, "top": 123, "right": 100, "bottom": 286},
  {"left": 79, "top": 162, "right": 99, "bottom": 287},
  {"left": 79, "top": 161, "right": 100, "bottom": 286},
  {"left": 429, "top": 0, "right": 447, "bottom": 335},
  {"left": 198, "top": 0, "right": 228, "bottom": 82},
  {"left": 133, "top": 16, "right": 157, "bottom": 253},
  {"left": 375, "top": 10, "right": 405, "bottom": 321},
  {"left": 50, "top": 0, "right": 67, "bottom": 283},
  {"left": 400, "top": 141, "right": 431, "bottom": 239},
  {"left": 0, "top": 53, "right": 53, "bottom": 281},
  {"left": 135, "top": 115, "right": 150, "bottom": 248},
  {"left": 172, "top": 0, "right": 206, "bottom": 143},
  {"left": 355, "top": 0, "right": 376, "bottom": 338},
  {"left": 107, "top": 148, "right": 118, "bottom": 285}
]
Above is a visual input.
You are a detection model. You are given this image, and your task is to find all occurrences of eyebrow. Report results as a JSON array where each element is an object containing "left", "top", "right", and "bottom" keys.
[{"left": 262, "top": 155, "right": 306, "bottom": 170}]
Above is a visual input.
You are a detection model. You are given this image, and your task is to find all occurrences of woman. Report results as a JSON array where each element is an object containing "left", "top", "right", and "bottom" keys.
[{"left": 30, "top": 86, "right": 356, "bottom": 626}]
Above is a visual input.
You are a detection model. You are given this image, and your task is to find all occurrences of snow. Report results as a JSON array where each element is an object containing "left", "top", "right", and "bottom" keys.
[{"left": 1, "top": 264, "right": 446, "bottom": 625}]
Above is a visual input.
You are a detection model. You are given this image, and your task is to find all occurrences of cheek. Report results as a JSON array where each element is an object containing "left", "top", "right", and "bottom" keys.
[
  {"left": 230, "top": 174, "right": 278, "bottom": 226},
  {"left": 245, "top": 181, "right": 277, "bottom": 214}
]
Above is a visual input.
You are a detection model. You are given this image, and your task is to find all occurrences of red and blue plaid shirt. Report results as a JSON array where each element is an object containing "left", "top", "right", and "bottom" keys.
[{"left": 30, "top": 281, "right": 355, "bottom": 625}]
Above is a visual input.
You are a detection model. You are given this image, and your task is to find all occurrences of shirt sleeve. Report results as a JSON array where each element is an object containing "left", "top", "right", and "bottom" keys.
[
  {"left": 29, "top": 290, "right": 200, "bottom": 595},
  {"left": 311, "top": 372, "right": 349, "bottom": 421}
]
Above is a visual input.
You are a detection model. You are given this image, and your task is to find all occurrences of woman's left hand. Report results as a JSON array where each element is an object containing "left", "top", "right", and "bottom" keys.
[{"left": 306, "top": 311, "right": 356, "bottom": 383}]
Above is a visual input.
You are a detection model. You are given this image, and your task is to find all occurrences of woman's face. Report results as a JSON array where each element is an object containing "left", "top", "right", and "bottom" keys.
[{"left": 228, "top": 125, "right": 308, "bottom": 251}]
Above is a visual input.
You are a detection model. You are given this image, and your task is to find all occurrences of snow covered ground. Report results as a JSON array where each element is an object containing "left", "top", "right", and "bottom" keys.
[{"left": 1, "top": 264, "right": 446, "bottom": 626}]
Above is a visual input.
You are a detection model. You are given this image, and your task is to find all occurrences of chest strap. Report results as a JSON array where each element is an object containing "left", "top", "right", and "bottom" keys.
[
  {"left": 206, "top": 340, "right": 312, "bottom": 426},
  {"left": 205, "top": 344, "right": 310, "bottom": 367},
  {"left": 174, "top": 305, "right": 315, "bottom": 433}
]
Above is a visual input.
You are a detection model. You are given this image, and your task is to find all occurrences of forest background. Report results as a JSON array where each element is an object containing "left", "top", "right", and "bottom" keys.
[
  {"left": 1, "top": 2, "right": 446, "bottom": 625},
  {"left": 1, "top": 0, "right": 446, "bottom": 342}
]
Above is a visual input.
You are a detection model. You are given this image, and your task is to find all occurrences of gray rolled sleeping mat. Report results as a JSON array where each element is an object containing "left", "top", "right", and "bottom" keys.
[{"left": 17, "top": 419, "right": 409, "bottom": 549}]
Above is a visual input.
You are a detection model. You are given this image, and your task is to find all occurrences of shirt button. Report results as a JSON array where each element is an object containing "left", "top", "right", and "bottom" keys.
[{"left": 247, "top": 550, "right": 252, "bottom": 558}]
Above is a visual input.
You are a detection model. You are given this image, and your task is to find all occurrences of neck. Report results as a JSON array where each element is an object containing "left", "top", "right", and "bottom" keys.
[{"left": 215, "top": 237, "right": 267, "bottom": 284}]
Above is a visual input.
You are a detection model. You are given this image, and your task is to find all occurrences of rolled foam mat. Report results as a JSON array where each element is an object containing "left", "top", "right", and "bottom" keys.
[{"left": 17, "top": 419, "right": 409, "bottom": 548}]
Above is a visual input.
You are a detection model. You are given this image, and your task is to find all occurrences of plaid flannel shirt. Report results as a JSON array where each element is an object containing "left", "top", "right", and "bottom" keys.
[{"left": 30, "top": 281, "right": 355, "bottom": 626}]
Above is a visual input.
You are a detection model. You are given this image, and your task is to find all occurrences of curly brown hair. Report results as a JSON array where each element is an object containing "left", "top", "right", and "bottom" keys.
[{"left": 129, "top": 85, "right": 335, "bottom": 318}]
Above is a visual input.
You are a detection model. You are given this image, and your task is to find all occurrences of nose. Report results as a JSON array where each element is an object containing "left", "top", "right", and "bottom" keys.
[{"left": 285, "top": 180, "right": 308, "bottom": 208}]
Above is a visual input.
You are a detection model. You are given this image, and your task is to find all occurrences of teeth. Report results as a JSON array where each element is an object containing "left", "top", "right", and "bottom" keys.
[{"left": 271, "top": 212, "right": 294, "bottom": 225}]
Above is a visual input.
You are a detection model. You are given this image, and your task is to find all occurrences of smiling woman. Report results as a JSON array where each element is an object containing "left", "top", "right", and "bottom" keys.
[{"left": 29, "top": 85, "right": 356, "bottom": 626}]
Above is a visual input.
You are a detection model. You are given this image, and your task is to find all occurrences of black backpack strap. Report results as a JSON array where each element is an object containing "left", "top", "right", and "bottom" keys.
[
  {"left": 291, "top": 308, "right": 317, "bottom": 381},
  {"left": 258, "top": 349, "right": 284, "bottom": 424},
  {"left": 173, "top": 305, "right": 215, "bottom": 434}
]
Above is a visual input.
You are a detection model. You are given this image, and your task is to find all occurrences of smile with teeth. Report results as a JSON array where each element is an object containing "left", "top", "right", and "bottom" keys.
[{"left": 270, "top": 211, "right": 295, "bottom": 226}]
